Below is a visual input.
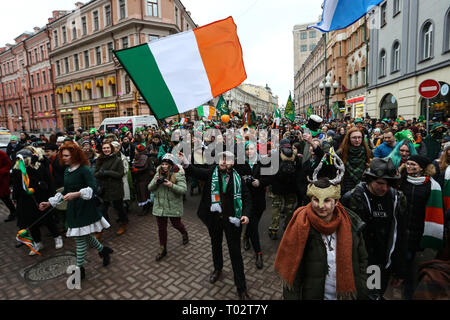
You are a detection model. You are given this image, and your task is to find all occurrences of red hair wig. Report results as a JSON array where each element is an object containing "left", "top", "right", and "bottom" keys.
[{"left": 58, "top": 141, "right": 89, "bottom": 166}]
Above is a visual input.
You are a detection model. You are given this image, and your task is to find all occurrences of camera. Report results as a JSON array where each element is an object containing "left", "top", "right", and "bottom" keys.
[
  {"left": 243, "top": 175, "right": 255, "bottom": 185},
  {"left": 156, "top": 177, "right": 166, "bottom": 185}
]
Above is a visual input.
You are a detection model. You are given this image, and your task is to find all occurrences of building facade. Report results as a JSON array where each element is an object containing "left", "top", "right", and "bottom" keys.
[
  {"left": 293, "top": 22, "right": 321, "bottom": 76},
  {"left": 0, "top": 24, "right": 64, "bottom": 132},
  {"left": 367, "top": 0, "right": 450, "bottom": 120},
  {"left": 220, "top": 83, "right": 278, "bottom": 117},
  {"left": 294, "top": 16, "right": 369, "bottom": 120},
  {"left": 48, "top": 0, "right": 196, "bottom": 132}
]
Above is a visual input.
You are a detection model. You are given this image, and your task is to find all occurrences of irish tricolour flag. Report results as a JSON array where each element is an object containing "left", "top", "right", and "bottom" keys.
[
  {"left": 197, "top": 105, "right": 216, "bottom": 120},
  {"left": 114, "top": 17, "right": 246, "bottom": 120}
]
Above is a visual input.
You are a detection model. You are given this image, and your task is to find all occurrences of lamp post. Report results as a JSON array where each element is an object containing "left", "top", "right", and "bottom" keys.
[{"left": 319, "top": 75, "right": 338, "bottom": 120}]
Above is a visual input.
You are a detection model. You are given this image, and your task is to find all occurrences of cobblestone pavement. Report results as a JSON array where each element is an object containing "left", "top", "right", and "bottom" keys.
[{"left": 0, "top": 192, "right": 284, "bottom": 300}]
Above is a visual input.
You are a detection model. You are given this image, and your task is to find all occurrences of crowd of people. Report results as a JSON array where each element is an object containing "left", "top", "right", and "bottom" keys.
[{"left": 1, "top": 103, "right": 449, "bottom": 300}]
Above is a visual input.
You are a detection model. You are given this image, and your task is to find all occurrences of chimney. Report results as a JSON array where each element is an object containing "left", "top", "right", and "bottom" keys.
[{"left": 34, "top": 27, "right": 41, "bottom": 33}]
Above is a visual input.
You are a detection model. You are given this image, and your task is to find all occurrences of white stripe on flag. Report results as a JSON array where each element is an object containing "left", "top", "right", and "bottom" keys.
[
  {"left": 310, "top": 0, "right": 339, "bottom": 31},
  {"left": 149, "top": 31, "right": 213, "bottom": 113}
]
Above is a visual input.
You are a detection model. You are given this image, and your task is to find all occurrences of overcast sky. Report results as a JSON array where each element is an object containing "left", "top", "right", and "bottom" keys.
[{"left": 0, "top": 0, "right": 323, "bottom": 106}]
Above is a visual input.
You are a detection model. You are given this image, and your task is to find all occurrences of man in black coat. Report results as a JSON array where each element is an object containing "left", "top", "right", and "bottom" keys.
[{"left": 179, "top": 150, "right": 252, "bottom": 300}]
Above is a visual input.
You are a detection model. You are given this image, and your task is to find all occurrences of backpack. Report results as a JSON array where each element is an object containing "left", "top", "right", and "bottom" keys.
[{"left": 279, "top": 159, "right": 296, "bottom": 176}]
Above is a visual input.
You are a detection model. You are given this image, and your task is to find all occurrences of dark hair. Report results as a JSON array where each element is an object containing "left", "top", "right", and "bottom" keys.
[{"left": 383, "top": 128, "right": 394, "bottom": 135}]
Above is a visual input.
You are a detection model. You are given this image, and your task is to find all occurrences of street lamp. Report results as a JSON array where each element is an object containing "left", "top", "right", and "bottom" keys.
[{"left": 319, "top": 75, "right": 338, "bottom": 120}]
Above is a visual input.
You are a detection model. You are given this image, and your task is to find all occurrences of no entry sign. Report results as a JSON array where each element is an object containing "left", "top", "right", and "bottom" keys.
[{"left": 419, "top": 79, "right": 440, "bottom": 99}]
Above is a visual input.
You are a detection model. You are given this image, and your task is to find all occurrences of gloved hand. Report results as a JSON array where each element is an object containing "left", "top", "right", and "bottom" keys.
[{"left": 229, "top": 216, "right": 241, "bottom": 227}]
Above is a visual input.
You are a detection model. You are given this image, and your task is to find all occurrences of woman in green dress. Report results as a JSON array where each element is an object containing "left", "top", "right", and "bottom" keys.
[{"left": 39, "top": 142, "right": 113, "bottom": 280}]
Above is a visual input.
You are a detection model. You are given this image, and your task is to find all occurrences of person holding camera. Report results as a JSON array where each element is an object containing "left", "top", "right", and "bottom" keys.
[
  {"left": 94, "top": 142, "right": 127, "bottom": 236},
  {"left": 148, "top": 153, "right": 188, "bottom": 261},
  {"left": 178, "top": 151, "right": 252, "bottom": 300},
  {"left": 235, "top": 141, "right": 270, "bottom": 269}
]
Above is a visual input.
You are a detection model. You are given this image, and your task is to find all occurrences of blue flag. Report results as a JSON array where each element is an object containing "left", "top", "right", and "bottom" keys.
[{"left": 309, "top": 0, "right": 383, "bottom": 32}]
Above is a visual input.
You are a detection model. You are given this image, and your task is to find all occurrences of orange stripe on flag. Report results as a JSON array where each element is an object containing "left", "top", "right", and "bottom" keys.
[
  {"left": 425, "top": 206, "right": 444, "bottom": 225},
  {"left": 194, "top": 16, "right": 247, "bottom": 97},
  {"left": 215, "top": 195, "right": 220, "bottom": 202}
]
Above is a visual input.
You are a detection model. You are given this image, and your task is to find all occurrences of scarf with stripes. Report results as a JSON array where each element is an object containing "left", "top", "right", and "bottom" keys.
[{"left": 210, "top": 167, "right": 242, "bottom": 218}]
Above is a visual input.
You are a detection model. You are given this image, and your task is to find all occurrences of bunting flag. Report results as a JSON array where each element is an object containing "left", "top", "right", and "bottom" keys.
[
  {"left": 114, "top": 16, "right": 246, "bottom": 120},
  {"left": 309, "top": 0, "right": 383, "bottom": 32},
  {"left": 284, "top": 93, "right": 295, "bottom": 122},
  {"left": 197, "top": 105, "right": 216, "bottom": 120}
]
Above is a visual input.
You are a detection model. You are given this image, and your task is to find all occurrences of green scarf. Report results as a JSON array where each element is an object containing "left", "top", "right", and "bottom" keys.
[
  {"left": 346, "top": 146, "right": 366, "bottom": 184},
  {"left": 211, "top": 167, "right": 243, "bottom": 218}
]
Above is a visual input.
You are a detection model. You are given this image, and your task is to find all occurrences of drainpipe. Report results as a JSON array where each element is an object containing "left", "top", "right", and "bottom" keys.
[
  {"left": 46, "top": 25, "right": 58, "bottom": 131},
  {"left": 23, "top": 41, "right": 35, "bottom": 131}
]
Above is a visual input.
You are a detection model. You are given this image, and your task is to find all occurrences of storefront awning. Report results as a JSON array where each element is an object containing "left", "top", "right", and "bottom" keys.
[
  {"left": 74, "top": 84, "right": 82, "bottom": 91},
  {"left": 84, "top": 82, "right": 92, "bottom": 89},
  {"left": 107, "top": 77, "right": 116, "bottom": 85},
  {"left": 64, "top": 86, "right": 71, "bottom": 93},
  {"left": 55, "top": 88, "right": 63, "bottom": 94},
  {"left": 95, "top": 79, "right": 103, "bottom": 87}
]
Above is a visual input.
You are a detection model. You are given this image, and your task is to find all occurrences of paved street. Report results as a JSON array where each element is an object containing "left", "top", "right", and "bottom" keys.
[{"left": 0, "top": 192, "right": 284, "bottom": 300}]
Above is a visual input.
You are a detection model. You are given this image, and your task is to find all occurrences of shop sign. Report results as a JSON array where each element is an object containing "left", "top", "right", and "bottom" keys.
[
  {"left": 98, "top": 103, "right": 116, "bottom": 109},
  {"left": 78, "top": 106, "right": 92, "bottom": 111},
  {"left": 346, "top": 96, "right": 364, "bottom": 104}
]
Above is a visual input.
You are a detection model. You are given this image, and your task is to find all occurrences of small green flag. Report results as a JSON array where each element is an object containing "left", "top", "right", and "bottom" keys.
[
  {"left": 216, "top": 94, "right": 230, "bottom": 115},
  {"left": 284, "top": 93, "right": 295, "bottom": 122},
  {"left": 306, "top": 104, "right": 313, "bottom": 118},
  {"left": 273, "top": 105, "right": 281, "bottom": 119}
]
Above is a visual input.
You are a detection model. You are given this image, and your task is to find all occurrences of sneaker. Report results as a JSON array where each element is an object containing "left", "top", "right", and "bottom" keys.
[
  {"left": 55, "top": 236, "right": 64, "bottom": 249},
  {"left": 29, "top": 242, "right": 44, "bottom": 256}
]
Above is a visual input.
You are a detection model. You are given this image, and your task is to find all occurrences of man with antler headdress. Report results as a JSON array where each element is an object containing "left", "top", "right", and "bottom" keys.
[{"left": 274, "top": 149, "right": 369, "bottom": 300}]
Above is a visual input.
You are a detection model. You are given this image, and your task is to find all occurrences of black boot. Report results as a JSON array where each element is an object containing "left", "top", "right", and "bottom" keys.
[
  {"left": 155, "top": 246, "right": 167, "bottom": 261},
  {"left": 182, "top": 231, "right": 189, "bottom": 245},
  {"left": 98, "top": 246, "right": 114, "bottom": 267},
  {"left": 80, "top": 266, "right": 86, "bottom": 280},
  {"left": 243, "top": 236, "right": 251, "bottom": 251},
  {"left": 255, "top": 253, "right": 263, "bottom": 269},
  {"left": 4, "top": 213, "right": 16, "bottom": 222}
]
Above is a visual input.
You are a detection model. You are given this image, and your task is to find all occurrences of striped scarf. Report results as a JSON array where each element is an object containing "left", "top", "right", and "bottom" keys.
[
  {"left": 210, "top": 167, "right": 242, "bottom": 218},
  {"left": 444, "top": 166, "right": 450, "bottom": 213},
  {"left": 407, "top": 175, "right": 444, "bottom": 250},
  {"left": 16, "top": 156, "right": 34, "bottom": 195}
]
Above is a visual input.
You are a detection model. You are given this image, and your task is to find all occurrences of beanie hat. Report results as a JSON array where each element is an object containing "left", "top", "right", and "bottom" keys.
[
  {"left": 10, "top": 135, "right": 18, "bottom": 141},
  {"left": 136, "top": 144, "right": 145, "bottom": 152},
  {"left": 111, "top": 141, "right": 120, "bottom": 149},
  {"left": 407, "top": 155, "right": 431, "bottom": 169},
  {"left": 57, "top": 136, "right": 66, "bottom": 143},
  {"left": 280, "top": 138, "right": 291, "bottom": 149}
]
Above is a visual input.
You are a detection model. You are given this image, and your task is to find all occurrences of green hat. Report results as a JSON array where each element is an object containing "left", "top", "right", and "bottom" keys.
[
  {"left": 431, "top": 123, "right": 447, "bottom": 133},
  {"left": 417, "top": 115, "right": 425, "bottom": 122},
  {"left": 89, "top": 128, "right": 97, "bottom": 134},
  {"left": 10, "top": 135, "right": 18, "bottom": 141},
  {"left": 394, "top": 130, "right": 414, "bottom": 143},
  {"left": 354, "top": 118, "right": 363, "bottom": 124},
  {"left": 121, "top": 126, "right": 128, "bottom": 133}
]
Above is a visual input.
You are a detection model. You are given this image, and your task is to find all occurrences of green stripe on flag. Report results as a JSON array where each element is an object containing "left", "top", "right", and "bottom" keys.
[{"left": 114, "top": 45, "right": 179, "bottom": 119}]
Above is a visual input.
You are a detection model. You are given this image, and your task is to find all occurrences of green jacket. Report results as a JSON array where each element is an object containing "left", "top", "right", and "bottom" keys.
[
  {"left": 283, "top": 207, "right": 369, "bottom": 300},
  {"left": 148, "top": 165, "right": 186, "bottom": 217}
]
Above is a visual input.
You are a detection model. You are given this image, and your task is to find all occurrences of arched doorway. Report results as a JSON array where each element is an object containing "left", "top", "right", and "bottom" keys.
[
  {"left": 420, "top": 81, "right": 449, "bottom": 121},
  {"left": 379, "top": 93, "right": 398, "bottom": 120}
]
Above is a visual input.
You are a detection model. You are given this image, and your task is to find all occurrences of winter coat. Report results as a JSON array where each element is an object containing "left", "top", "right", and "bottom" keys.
[
  {"left": 341, "top": 182, "right": 408, "bottom": 279},
  {"left": 117, "top": 152, "right": 131, "bottom": 201},
  {"left": 283, "top": 208, "right": 369, "bottom": 300},
  {"left": 373, "top": 142, "right": 395, "bottom": 158},
  {"left": 48, "top": 155, "right": 66, "bottom": 189},
  {"left": 94, "top": 153, "right": 124, "bottom": 201},
  {"left": 148, "top": 165, "right": 186, "bottom": 217},
  {"left": 234, "top": 159, "right": 271, "bottom": 214},
  {"left": 268, "top": 150, "right": 303, "bottom": 195},
  {"left": 11, "top": 157, "right": 54, "bottom": 229},
  {"left": 6, "top": 141, "right": 23, "bottom": 161},
  {"left": 184, "top": 164, "right": 252, "bottom": 228},
  {"left": 0, "top": 150, "right": 12, "bottom": 198}
]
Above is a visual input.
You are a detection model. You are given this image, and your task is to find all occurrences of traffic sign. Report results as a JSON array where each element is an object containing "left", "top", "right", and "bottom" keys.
[{"left": 418, "top": 79, "right": 440, "bottom": 99}]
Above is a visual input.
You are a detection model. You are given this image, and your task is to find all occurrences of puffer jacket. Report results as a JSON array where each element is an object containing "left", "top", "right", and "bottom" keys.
[
  {"left": 283, "top": 207, "right": 369, "bottom": 300},
  {"left": 148, "top": 164, "right": 186, "bottom": 217},
  {"left": 269, "top": 150, "right": 302, "bottom": 195},
  {"left": 341, "top": 182, "right": 408, "bottom": 279}
]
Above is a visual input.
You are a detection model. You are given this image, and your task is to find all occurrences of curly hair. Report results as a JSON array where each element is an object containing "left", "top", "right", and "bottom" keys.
[{"left": 58, "top": 141, "right": 89, "bottom": 166}]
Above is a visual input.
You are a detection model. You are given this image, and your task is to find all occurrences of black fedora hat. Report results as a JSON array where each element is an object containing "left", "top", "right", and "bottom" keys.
[{"left": 363, "top": 158, "right": 400, "bottom": 180}]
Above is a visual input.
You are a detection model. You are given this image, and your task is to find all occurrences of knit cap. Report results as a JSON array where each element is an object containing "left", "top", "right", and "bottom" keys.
[{"left": 407, "top": 155, "right": 431, "bottom": 169}]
